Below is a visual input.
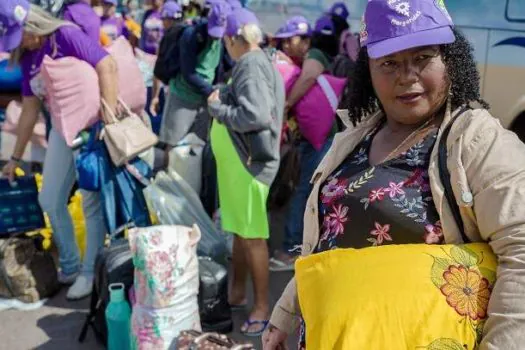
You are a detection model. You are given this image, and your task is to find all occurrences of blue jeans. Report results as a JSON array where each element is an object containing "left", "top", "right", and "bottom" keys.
[
  {"left": 38, "top": 128, "right": 107, "bottom": 276},
  {"left": 282, "top": 138, "right": 333, "bottom": 253}
]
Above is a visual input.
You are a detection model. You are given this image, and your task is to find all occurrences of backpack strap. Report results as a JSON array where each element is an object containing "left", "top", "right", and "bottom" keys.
[{"left": 438, "top": 105, "right": 471, "bottom": 243}]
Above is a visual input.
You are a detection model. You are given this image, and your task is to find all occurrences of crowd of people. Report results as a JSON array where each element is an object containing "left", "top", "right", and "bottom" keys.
[{"left": 2, "top": 0, "right": 525, "bottom": 348}]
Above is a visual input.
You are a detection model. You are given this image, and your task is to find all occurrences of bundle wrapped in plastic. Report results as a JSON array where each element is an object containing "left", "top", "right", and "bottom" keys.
[
  {"left": 129, "top": 225, "right": 201, "bottom": 350},
  {"left": 143, "top": 171, "right": 230, "bottom": 265}
]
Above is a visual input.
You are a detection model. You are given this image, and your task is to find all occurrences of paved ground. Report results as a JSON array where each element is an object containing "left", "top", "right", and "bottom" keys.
[{"left": 0, "top": 129, "right": 298, "bottom": 349}]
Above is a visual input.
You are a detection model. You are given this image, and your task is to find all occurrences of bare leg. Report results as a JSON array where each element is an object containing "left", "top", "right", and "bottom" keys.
[
  {"left": 241, "top": 237, "right": 270, "bottom": 332},
  {"left": 230, "top": 234, "right": 248, "bottom": 306}
]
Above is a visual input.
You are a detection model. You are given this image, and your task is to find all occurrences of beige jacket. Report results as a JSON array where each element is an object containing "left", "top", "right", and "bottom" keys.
[{"left": 270, "top": 104, "right": 525, "bottom": 349}]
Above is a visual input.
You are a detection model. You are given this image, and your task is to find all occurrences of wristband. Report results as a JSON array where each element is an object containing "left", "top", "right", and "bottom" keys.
[{"left": 10, "top": 156, "right": 22, "bottom": 163}]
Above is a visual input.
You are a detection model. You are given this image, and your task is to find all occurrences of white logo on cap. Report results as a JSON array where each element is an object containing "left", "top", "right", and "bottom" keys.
[
  {"left": 335, "top": 7, "right": 343, "bottom": 15},
  {"left": 13, "top": 5, "right": 27, "bottom": 23},
  {"left": 388, "top": 0, "right": 421, "bottom": 26},
  {"left": 297, "top": 22, "right": 308, "bottom": 34}
]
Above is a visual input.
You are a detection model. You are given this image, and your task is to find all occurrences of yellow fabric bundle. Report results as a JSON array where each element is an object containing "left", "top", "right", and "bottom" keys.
[
  {"left": 25, "top": 172, "right": 86, "bottom": 257},
  {"left": 295, "top": 243, "right": 497, "bottom": 350}
]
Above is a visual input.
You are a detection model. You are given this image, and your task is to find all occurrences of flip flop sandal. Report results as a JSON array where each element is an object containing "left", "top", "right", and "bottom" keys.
[
  {"left": 240, "top": 319, "right": 269, "bottom": 337},
  {"left": 269, "top": 257, "right": 295, "bottom": 272}
]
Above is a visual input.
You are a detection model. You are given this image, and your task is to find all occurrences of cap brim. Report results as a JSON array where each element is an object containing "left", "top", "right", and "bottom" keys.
[
  {"left": 273, "top": 32, "right": 294, "bottom": 39},
  {"left": 208, "top": 26, "right": 226, "bottom": 38},
  {"left": 1, "top": 26, "right": 23, "bottom": 52},
  {"left": 367, "top": 26, "right": 455, "bottom": 59}
]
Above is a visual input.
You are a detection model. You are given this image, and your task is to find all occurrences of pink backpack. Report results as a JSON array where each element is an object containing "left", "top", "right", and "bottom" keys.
[
  {"left": 276, "top": 62, "right": 347, "bottom": 150},
  {"left": 107, "top": 36, "right": 147, "bottom": 114},
  {"left": 41, "top": 55, "right": 100, "bottom": 146}
]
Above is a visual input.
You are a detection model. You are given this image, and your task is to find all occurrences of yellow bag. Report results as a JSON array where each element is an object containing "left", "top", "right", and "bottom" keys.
[
  {"left": 295, "top": 243, "right": 497, "bottom": 350},
  {"left": 25, "top": 173, "right": 86, "bottom": 258}
]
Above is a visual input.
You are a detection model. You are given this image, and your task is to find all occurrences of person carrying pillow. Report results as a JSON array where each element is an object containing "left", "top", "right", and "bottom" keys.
[
  {"left": 207, "top": 7, "right": 285, "bottom": 337},
  {"left": 263, "top": 0, "right": 525, "bottom": 348},
  {"left": 1, "top": 0, "right": 119, "bottom": 301},
  {"left": 269, "top": 15, "right": 347, "bottom": 272}
]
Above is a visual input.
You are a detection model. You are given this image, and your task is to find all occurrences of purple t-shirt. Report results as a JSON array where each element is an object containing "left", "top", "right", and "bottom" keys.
[
  {"left": 62, "top": 2, "right": 101, "bottom": 43},
  {"left": 140, "top": 11, "right": 163, "bottom": 54},
  {"left": 101, "top": 15, "right": 127, "bottom": 41},
  {"left": 20, "top": 26, "right": 109, "bottom": 97}
]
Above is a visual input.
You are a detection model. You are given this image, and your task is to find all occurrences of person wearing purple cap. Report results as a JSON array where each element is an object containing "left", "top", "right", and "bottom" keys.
[
  {"left": 100, "top": 0, "right": 128, "bottom": 41},
  {"left": 327, "top": 1, "right": 349, "bottom": 21},
  {"left": 148, "top": 0, "right": 183, "bottom": 117},
  {"left": 269, "top": 14, "right": 347, "bottom": 273},
  {"left": 264, "top": 0, "right": 525, "bottom": 348},
  {"left": 207, "top": 7, "right": 285, "bottom": 338},
  {"left": 139, "top": 0, "right": 164, "bottom": 54},
  {"left": 159, "top": 1, "right": 230, "bottom": 149},
  {"left": 1, "top": 1, "right": 119, "bottom": 301},
  {"left": 273, "top": 16, "right": 312, "bottom": 66}
]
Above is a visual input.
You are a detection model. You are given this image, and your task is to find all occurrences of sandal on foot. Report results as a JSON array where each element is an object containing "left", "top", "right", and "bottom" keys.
[{"left": 240, "top": 319, "right": 269, "bottom": 337}]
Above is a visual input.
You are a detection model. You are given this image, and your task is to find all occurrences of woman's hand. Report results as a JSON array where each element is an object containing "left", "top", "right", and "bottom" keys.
[
  {"left": 149, "top": 96, "right": 160, "bottom": 116},
  {"left": 1, "top": 160, "right": 19, "bottom": 183},
  {"left": 208, "top": 89, "right": 221, "bottom": 104},
  {"left": 95, "top": 55, "right": 119, "bottom": 124},
  {"left": 262, "top": 324, "right": 288, "bottom": 350}
]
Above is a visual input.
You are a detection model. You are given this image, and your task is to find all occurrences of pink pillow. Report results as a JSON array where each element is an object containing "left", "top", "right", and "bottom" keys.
[
  {"left": 276, "top": 62, "right": 347, "bottom": 150},
  {"left": 41, "top": 55, "right": 100, "bottom": 146},
  {"left": 107, "top": 36, "right": 147, "bottom": 114},
  {"left": 3, "top": 100, "right": 47, "bottom": 148}
]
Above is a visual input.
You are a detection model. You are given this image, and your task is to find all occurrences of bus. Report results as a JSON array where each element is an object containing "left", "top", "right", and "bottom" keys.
[{"left": 249, "top": 0, "right": 525, "bottom": 139}]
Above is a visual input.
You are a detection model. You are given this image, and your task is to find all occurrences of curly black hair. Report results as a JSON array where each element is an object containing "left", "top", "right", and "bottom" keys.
[{"left": 341, "top": 28, "right": 489, "bottom": 125}]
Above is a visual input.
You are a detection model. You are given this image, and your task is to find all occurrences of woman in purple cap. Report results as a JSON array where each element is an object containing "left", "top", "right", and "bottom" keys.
[
  {"left": 269, "top": 14, "right": 347, "bottom": 272},
  {"left": 140, "top": 0, "right": 164, "bottom": 54},
  {"left": 100, "top": 0, "right": 128, "bottom": 41},
  {"left": 99, "top": 0, "right": 125, "bottom": 37},
  {"left": 207, "top": 7, "right": 285, "bottom": 337},
  {"left": 1, "top": 0, "right": 119, "bottom": 301},
  {"left": 160, "top": 1, "right": 230, "bottom": 157},
  {"left": 264, "top": 0, "right": 525, "bottom": 348}
]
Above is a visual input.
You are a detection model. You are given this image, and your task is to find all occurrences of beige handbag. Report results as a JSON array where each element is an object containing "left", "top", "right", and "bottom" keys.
[{"left": 101, "top": 98, "right": 158, "bottom": 166}]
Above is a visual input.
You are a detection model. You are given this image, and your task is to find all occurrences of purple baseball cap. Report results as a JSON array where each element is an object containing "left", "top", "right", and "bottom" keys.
[
  {"left": 102, "top": 0, "right": 118, "bottom": 6},
  {"left": 327, "top": 2, "right": 349, "bottom": 21},
  {"left": 361, "top": 0, "right": 455, "bottom": 59},
  {"left": 0, "top": 0, "right": 30, "bottom": 52},
  {"left": 207, "top": 1, "right": 231, "bottom": 38},
  {"left": 274, "top": 16, "right": 312, "bottom": 39},
  {"left": 161, "top": 1, "right": 182, "bottom": 19},
  {"left": 314, "top": 15, "right": 335, "bottom": 36},
  {"left": 225, "top": 8, "right": 257, "bottom": 37}
]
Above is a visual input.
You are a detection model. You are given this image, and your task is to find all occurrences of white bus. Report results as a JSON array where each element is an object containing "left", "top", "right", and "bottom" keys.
[{"left": 250, "top": 0, "right": 525, "bottom": 139}]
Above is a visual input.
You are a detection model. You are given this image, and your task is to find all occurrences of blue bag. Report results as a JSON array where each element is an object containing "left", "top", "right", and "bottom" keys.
[
  {"left": 76, "top": 124, "right": 103, "bottom": 191},
  {"left": 0, "top": 176, "right": 46, "bottom": 236}
]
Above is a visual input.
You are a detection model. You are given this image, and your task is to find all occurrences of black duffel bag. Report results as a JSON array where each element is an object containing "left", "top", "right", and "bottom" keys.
[{"left": 198, "top": 256, "right": 233, "bottom": 334}]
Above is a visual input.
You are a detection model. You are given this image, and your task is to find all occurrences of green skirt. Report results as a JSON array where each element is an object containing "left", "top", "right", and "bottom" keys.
[{"left": 210, "top": 120, "right": 270, "bottom": 239}]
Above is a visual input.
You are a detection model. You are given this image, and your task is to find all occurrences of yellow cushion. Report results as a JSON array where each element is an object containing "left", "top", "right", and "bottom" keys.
[{"left": 295, "top": 243, "right": 497, "bottom": 350}]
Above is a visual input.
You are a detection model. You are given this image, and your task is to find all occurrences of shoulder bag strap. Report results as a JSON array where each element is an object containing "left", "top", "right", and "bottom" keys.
[{"left": 438, "top": 105, "right": 471, "bottom": 243}]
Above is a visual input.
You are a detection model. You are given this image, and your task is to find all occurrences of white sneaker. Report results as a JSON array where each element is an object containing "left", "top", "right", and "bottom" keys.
[
  {"left": 66, "top": 275, "right": 94, "bottom": 301},
  {"left": 58, "top": 270, "right": 80, "bottom": 285}
]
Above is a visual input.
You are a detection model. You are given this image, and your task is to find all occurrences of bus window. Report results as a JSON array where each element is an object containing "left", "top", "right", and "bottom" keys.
[{"left": 506, "top": 0, "right": 525, "bottom": 22}]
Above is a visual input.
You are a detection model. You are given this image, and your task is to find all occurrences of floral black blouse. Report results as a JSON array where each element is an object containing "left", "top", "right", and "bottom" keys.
[
  {"left": 298, "top": 122, "right": 444, "bottom": 349},
  {"left": 316, "top": 122, "right": 444, "bottom": 251}
]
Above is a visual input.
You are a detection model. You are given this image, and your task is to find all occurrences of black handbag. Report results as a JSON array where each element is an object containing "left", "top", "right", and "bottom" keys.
[{"left": 198, "top": 256, "right": 233, "bottom": 333}]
